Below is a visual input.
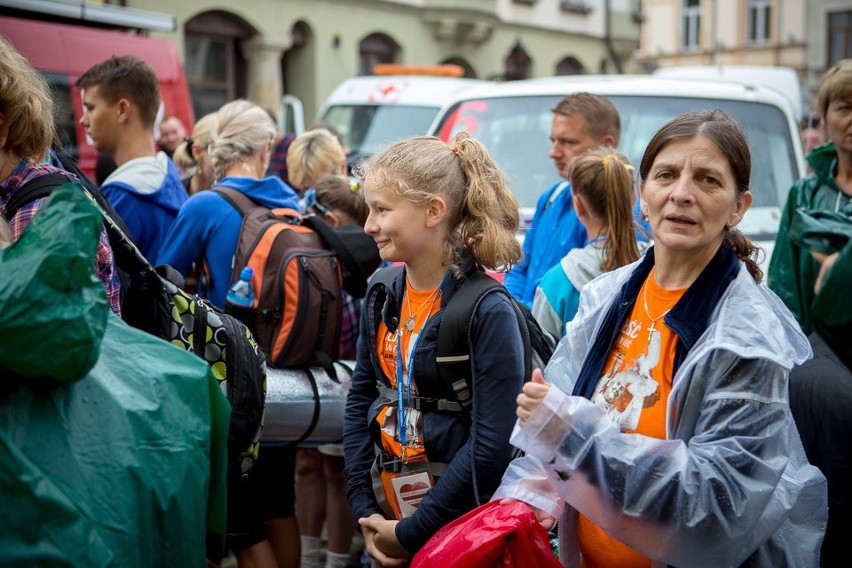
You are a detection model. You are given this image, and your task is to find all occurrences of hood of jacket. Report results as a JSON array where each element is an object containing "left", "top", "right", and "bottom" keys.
[
  {"left": 807, "top": 142, "right": 838, "bottom": 187},
  {"left": 217, "top": 175, "right": 299, "bottom": 211}
]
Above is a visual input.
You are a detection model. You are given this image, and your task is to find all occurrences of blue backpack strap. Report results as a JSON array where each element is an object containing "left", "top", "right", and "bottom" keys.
[{"left": 435, "top": 271, "right": 533, "bottom": 426}]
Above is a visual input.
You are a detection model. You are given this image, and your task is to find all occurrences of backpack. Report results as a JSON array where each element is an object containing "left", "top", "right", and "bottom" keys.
[
  {"left": 436, "top": 270, "right": 556, "bottom": 426},
  {"left": 368, "top": 267, "right": 557, "bottom": 427},
  {"left": 213, "top": 187, "right": 343, "bottom": 370},
  {"left": 6, "top": 172, "right": 267, "bottom": 484}
]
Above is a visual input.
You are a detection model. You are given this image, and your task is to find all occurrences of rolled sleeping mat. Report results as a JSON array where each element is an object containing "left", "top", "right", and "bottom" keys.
[{"left": 261, "top": 360, "right": 354, "bottom": 445}]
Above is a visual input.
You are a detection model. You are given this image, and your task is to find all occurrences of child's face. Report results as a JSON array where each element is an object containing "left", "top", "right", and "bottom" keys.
[{"left": 363, "top": 176, "right": 432, "bottom": 264}]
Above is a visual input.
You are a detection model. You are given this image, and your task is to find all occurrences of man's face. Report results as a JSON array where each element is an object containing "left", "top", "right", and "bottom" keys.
[
  {"left": 79, "top": 85, "right": 120, "bottom": 155},
  {"left": 158, "top": 118, "right": 186, "bottom": 153},
  {"left": 548, "top": 113, "right": 604, "bottom": 177}
]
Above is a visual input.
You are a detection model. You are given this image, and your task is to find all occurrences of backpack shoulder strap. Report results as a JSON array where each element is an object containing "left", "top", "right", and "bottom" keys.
[
  {"left": 436, "top": 271, "right": 533, "bottom": 421},
  {"left": 212, "top": 186, "right": 262, "bottom": 217},
  {"left": 4, "top": 172, "right": 72, "bottom": 220},
  {"left": 303, "top": 215, "right": 380, "bottom": 298},
  {"left": 366, "top": 264, "right": 402, "bottom": 297},
  {"left": 303, "top": 214, "right": 358, "bottom": 264}
]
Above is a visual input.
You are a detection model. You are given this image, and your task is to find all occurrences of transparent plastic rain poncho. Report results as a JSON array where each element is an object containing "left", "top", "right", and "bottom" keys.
[{"left": 494, "top": 259, "right": 827, "bottom": 568}]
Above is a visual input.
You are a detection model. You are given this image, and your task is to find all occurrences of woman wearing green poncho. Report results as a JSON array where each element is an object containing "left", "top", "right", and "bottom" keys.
[
  {"left": 769, "top": 58, "right": 852, "bottom": 566},
  {"left": 769, "top": 59, "right": 852, "bottom": 370}
]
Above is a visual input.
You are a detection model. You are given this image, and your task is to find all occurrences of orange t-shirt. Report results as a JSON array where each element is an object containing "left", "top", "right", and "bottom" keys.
[
  {"left": 577, "top": 271, "right": 685, "bottom": 568},
  {"left": 375, "top": 282, "right": 443, "bottom": 460}
]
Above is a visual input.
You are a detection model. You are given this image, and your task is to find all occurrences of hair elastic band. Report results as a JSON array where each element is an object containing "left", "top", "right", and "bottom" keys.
[
  {"left": 450, "top": 143, "right": 462, "bottom": 156},
  {"left": 303, "top": 188, "right": 330, "bottom": 214},
  {"left": 601, "top": 155, "right": 634, "bottom": 171}
]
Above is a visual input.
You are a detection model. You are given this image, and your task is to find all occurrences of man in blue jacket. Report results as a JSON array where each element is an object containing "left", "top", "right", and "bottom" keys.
[
  {"left": 504, "top": 93, "right": 620, "bottom": 308},
  {"left": 77, "top": 55, "right": 187, "bottom": 264}
]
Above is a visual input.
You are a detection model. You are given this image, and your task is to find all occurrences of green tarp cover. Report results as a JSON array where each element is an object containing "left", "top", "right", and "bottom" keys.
[{"left": 0, "top": 185, "right": 230, "bottom": 566}]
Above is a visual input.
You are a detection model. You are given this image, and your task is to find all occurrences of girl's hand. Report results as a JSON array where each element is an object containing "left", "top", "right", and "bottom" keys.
[
  {"left": 359, "top": 514, "right": 409, "bottom": 567},
  {"left": 517, "top": 368, "right": 551, "bottom": 425},
  {"left": 498, "top": 498, "right": 557, "bottom": 530}
]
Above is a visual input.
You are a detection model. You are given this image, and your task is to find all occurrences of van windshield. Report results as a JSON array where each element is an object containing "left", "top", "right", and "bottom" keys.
[
  {"left": 321, "top": 104, "right": 440, "bottom": 158},
  {"left": 435, "top": 95, "right": 798, "bottom": 238}
]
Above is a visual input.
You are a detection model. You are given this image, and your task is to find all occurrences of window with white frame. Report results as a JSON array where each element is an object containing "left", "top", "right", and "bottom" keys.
[
  {"left": 828, "top": 10, "right": 852, "bottom": 65},
  {"left": 747, "top": 0, "right": 772, "bottom": 45},
  {"left": 682, "top": 0, "right": 701, "bottom": 51}
]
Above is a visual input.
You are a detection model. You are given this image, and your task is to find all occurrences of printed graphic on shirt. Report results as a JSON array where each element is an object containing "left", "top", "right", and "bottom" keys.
[
  {"left": 578, "top": 275, "right": 685, "bottom": 568},
  {"left": 591, "top": 276, "right": 683, "bottom": 437}
]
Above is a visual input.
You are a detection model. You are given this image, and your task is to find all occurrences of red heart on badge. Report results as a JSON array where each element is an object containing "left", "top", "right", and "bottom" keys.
[{"left": 399, "top": 481, "right": 429, "bottom": 508}]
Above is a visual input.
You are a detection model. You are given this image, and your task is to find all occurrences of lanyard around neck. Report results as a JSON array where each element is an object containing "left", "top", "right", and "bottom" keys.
[
  {"left": 395, "top": 272, "right": 446, "bottom": 449},
  {"left": 396, "top": 327, "right": 424, "bottom": 449}
]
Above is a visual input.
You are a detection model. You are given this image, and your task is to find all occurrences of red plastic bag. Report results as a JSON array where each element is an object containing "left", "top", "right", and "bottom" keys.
[{"left": 411, "top": 501, "right": 562, "bottom": 568}]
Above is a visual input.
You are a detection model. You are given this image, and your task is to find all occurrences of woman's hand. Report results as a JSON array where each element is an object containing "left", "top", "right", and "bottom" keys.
[
  {"left": 517, "top": 368, "right": 551, "bottom": 425},
  {"left": 813, "top": 251, "right": 839, "bottom": 294},
  {"left": 498, "top": 498, "right": 557, "bottom": 531},
  {"left": 359, "top": 514, "right": 409, "bottom": 567}
]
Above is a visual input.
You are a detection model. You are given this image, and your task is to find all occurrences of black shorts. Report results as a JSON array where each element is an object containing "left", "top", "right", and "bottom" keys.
[{"left": 227, "top": 444, "right": 297, "bottom": 550}]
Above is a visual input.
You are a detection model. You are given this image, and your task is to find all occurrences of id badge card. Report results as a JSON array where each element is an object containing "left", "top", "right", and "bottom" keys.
[
  {"left": 390, "top": 469, "right": 434, "bottom": 519},
  {"left": 380, "top": 454, "right": 435, "bottom": 520}
]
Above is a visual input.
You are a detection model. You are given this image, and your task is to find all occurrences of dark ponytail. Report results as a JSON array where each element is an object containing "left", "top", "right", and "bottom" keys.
[{"left": 724, "top": 227, "right": 763, "bottom": 283}]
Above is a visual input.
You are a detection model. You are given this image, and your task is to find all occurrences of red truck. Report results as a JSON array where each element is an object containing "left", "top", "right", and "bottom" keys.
[{"left": 0, "top": 15, "right": 194, "bottom": 178}]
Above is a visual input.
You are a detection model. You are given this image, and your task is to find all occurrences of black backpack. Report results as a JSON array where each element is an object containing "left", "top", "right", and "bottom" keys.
[
  {"left": 368, "top": 267, "right": 557, "bottom": 426},
  {"left": 6, "top": 171, "right": 267, "bottom": 484}
]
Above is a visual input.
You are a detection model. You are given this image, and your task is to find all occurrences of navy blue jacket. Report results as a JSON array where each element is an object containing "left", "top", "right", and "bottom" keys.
[{"left": 343, "top": 261, "right": 525, "bottom": 553}]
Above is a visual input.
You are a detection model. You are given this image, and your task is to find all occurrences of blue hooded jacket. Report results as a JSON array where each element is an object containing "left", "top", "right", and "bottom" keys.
[
  {"left": 101, "top": 152, "right": 187, "bottom": 264},
  {"left": 158, "top": 176, "right": 299, "bottom": 308},
  {"left": 504, "top": 181, "right": 587, "bottom": 309}
]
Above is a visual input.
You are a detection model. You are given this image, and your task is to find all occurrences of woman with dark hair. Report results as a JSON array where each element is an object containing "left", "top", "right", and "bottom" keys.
[{"left": 494, "top": 110, "right": 827, "bottom": 567}]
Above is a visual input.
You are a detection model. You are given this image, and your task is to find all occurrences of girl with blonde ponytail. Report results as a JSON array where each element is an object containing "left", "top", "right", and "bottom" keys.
[
  {"left": 533, "top": 147, "right": 644, "bottom": 337},
  {"left": 344, "top": 133, "right": 525, "bottom": 565}
]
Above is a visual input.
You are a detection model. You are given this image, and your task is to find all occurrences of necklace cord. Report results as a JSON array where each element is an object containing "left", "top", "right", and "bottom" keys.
[{"left": 403, "top": 277, "right": 441, "bottom": 332}]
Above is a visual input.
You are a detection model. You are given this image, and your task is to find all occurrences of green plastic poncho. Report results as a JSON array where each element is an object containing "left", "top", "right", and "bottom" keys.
[
  {"left": 0, "top": 185, "right": 230, "bottom": 566},
  {"left": 768, "top": 142, "right": 852, "bottom": 368}
]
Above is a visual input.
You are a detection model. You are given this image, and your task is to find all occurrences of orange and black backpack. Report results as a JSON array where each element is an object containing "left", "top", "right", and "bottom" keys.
[{"left": 214, "top": 187, "right": 343, "bottom": 370}]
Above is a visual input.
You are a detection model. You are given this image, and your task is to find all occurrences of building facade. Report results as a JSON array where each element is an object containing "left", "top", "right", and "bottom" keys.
[
  {"left": 118, "top": 0, "right": 641, "bottom": 124},
  {"left": 634, "top": 0, "right": 852, "bottom": 110}
]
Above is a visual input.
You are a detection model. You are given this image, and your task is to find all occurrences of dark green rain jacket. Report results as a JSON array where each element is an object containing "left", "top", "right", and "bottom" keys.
[{"left": 768, "top": 142, "right": 852, "bottom": 369}]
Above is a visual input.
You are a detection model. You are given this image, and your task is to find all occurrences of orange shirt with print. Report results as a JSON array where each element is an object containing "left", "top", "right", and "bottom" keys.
[
  {"left": 577, "top": 273, "right": 685, "bottom": 568},
  {"left": 375, "top": 284, "right": 443, "bottom": 460}
]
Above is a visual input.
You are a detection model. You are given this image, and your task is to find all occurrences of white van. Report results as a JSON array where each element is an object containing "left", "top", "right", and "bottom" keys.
[
  {"left": 427, "top": 75, "right": 806, "bottom": 264},
  {"left": 315, "top": 68, "right": 488, "bottom": 169},
  {"left": 652, "top": 65, "right": 809, "bottom": 120}
]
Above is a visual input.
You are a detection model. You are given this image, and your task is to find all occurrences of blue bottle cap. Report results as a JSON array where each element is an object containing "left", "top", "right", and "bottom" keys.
[{"left": 240, "top": 266, "right": 253, "bottom": 281}]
